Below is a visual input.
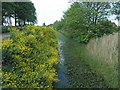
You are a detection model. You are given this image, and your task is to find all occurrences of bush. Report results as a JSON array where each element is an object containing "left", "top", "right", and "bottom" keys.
[
  {"left": 2, "top": 26, "right": 59, "bottom": 89},
  {"left": 2, "top": 27, "right": 10, "bottom": 33}
]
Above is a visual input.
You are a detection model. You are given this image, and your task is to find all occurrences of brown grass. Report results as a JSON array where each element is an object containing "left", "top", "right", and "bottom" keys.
[{"left": 84, "top": 33, "right": 118, "bottom": 88}]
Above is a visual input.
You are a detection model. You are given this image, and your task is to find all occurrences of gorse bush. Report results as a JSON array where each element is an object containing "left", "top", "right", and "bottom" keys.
[{"left": 2, "top": 26, "right": 59, "bottom": 89}]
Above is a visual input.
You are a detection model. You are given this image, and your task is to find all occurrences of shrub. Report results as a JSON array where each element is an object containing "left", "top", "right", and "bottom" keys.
[
  {"left": 2, "top": 27, "right": 10, "bottom": 33},
  {"left": 2, "top": 26, "right": 59, "bottom": 89}
]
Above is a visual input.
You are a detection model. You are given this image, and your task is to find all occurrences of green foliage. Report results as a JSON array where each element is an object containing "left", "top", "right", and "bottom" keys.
[
  {"left": 53, "top": 20, "right": 64, "bottom": 31},
  {"left": 2, "top": 2, "right": 37, "bottom": 26},
  {"left": 112, "top": 2, "right": 120, "bottom": 21},
  {"left": 2, "top": 26, "right": 59, "bottom": 89},
  {"left": 2, "top": 27, "right": 10, "bottom": 33},
  {"left": 15, "top": 2, "right": 37, "bottom": 25},
  {"left": 54, "top": 2, "right": 117, "bottom": 44},
  {"left": 62, "top": 2, "right": 88, "bottom": 42},
  {"left": 97, "top": 20, "right": 117, "bottom": 35}
]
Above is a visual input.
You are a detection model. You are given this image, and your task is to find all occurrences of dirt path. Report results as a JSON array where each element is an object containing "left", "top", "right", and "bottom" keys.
[{"left": 54, "top": 31, "right": 107, "bottom": 88}]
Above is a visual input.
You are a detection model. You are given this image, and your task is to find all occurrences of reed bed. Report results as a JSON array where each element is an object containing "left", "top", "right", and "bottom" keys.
[{"left": 83, "top": 33, "right": 118, "bottom": 87}]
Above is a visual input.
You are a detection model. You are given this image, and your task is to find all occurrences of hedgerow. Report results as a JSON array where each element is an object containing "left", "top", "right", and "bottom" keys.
[
  {"left": 2, "top": 26, "right": 59, "bottom": 89},
  {"left": 53, "top": 2, "right": 118, "bottom": 44}
]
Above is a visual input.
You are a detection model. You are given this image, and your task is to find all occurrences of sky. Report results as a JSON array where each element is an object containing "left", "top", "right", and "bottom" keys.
[
  {"left": 31, "top": 0, "right": 118, "bottom": 26},
  {"left": 31, "top": 0, "right": 71, "bottom": 26}
]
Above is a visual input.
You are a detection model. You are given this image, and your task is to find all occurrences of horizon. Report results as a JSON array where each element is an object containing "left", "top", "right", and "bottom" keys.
[{"left": 32, "top": 0, "right": 118, "bottom": 26}]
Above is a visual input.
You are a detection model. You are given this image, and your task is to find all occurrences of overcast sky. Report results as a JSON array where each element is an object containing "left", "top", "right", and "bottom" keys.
[
  {"left": 31, "top": 0, "right": 71, "bottom": 26},
  {"left": 31, "top": 0, "right": 118, "bottom": 26}
]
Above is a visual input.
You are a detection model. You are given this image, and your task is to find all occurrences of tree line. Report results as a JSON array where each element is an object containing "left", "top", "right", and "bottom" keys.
[
  {"left": 2, "top": 1, "right": 37, "bottom": 26},
  {"left": 53, "top": 2, "right": 120, "bottom": 44}
]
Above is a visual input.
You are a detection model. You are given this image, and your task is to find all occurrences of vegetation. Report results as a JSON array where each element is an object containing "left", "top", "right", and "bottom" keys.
[
  {"left": 53, "top": 2, "right": 118, "bottom": 44},
  {"left": 2, "top": 26, "right": 59, "bottom": 89},
  {"left": 2, "top": 1, "right": 119, "bottom": 89},
  {"left": 2, "top": 27, "right": 9, "bottom": 33},
  {"left": 78, "top": 33, "right": 118, "bottom": 87},
  {"left": 53, "top": 2, "right": 119, "bottom": 88},
  {"left": 112, "top": 1, "right": 120, "bottom": 26},
  {"left": 2, "top": 2, "right": 37, "bottom": 26}
]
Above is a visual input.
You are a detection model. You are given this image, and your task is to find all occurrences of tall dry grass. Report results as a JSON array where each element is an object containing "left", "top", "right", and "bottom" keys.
[{"left": 84, "top": 33, "right": 118, "bottom": 88}]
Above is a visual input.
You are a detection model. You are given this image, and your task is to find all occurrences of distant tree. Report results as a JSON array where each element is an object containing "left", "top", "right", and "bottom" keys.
[
  {"left": 2, "top": 2, "right": 15, "bottom": 26},
  {"left": 62, "top": 2, "right": 88, "bottom": 41},
  {"left": 53, "top": 20, "right": 64, "bottom": 30},
  {"left": 43, "top": 23, "right": 46, "bottom": 26},
  {"left": 2, "top": 2, "right": 37, "bottom": 26},
  {"left": 81, "top": 2, "right": 111, "bottom": 25},
  {"left": 112, "top": 2, "right": 120, "bottom": 26},
  {"left": 55, "top": 2, "right": 117, "bottom": 43},
  {"left": 14, "top": 2, "right": 37, "bottom": 26}
]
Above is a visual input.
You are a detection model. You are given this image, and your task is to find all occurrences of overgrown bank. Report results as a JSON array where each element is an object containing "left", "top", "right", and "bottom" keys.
[
  {"left": 55, "top": 31, "right": 107, "bottom": 88},
  {"left": 78, "top": 33, "right": 118, "bottom": 88},
  {"left": 2, "top": 26, "right": 59, "bottom": 89},
  {"left": 53, "top": 2, "right": 119, "bottom": 88}
]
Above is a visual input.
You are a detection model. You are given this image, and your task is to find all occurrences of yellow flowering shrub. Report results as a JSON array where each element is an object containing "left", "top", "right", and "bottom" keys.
[{"left": 2, "top": 26, "right": 59, "bottom": 89}]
